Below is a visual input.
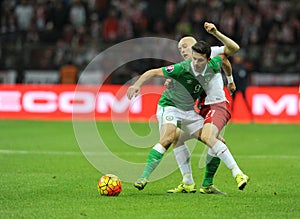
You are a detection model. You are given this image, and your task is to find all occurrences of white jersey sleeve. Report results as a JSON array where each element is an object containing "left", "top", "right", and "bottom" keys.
[
  {"left": 204, "top": 46, "right": 228, "bottom": 105},
  {"left": 210, "top": 46, "right": 225, "bottom": 58}
]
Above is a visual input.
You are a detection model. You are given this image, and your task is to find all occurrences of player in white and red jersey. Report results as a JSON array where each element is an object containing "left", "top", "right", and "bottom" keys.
[
  {"left": 167, "top": 23, "right": 236, "bottom": 194},
  {"left": 193, "top": 61, "right": 232, "bottom": 133},
  {"left": 127, "top": 22, "right": 249, "bottom": 193},
  {"left": 128, "top": 39, "right": 249, "bottom": 193},
  {"left": 192, "top": 40, "right": 249, "bottom": 191},
  {"left": 166, "top": 38, "right": 230, "bottom": 194}
]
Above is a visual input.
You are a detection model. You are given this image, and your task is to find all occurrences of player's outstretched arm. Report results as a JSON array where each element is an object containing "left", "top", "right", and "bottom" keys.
[
  {"left": 204, "top": 22, "right": 240, "bottom": 57},
  {"left": 219, "top": 54, "right": 236, "bottom": 94},
  {"left": 127, "top": 68, "right": 163, "bottom": 100}
]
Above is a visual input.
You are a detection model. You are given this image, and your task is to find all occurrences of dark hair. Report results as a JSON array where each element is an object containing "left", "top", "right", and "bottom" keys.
[{"left": 191, "top": 41, "right": 211, "bottom": 59}]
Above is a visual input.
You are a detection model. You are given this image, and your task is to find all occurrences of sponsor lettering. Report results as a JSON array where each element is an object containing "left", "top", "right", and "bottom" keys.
[
  {"left": 0, "top": 90, "right": 141, "bottom": 114},
  {"left": 252, "top": 94, "right": 299, "bottom": 116}
]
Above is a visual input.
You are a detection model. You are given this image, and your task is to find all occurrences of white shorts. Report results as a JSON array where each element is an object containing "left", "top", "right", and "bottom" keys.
[{"left": 156, "top": 105, "right": 204, "bottom": 136}]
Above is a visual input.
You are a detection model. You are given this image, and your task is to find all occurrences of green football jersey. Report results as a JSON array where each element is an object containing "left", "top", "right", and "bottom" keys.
[{"left": 159, "top": 56, "right": 222, "bottom": 110}]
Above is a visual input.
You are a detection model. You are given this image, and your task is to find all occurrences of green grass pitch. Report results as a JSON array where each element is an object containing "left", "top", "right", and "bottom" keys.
[{"left": 0, "top": 120, "right": 299, "bottom": 218}]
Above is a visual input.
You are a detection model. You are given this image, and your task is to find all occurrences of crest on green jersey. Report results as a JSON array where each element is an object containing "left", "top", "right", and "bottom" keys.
[{"left": 165, "top": 116, "right": 174, "bottom": 121}]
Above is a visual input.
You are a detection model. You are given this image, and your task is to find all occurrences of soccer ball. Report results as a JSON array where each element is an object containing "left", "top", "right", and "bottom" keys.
[{"left": 98, "top": 174, "right": 122, "bottom": 196}]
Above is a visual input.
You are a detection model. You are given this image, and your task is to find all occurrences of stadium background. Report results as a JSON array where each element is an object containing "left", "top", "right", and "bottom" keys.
[
  {"left": 1, "top": 1, "right": 300, "bottom": 218},
  {"left": 0, "top": 0, "right": 299, "bottom": 122}
]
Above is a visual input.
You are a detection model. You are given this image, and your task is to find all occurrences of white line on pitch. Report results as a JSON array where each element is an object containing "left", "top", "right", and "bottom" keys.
[{"left": 0, "top": 149, "right": 299, "bottom": 159}]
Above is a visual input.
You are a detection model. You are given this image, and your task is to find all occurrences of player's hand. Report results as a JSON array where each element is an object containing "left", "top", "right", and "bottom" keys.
[
  {"left": 204, "top": 22, "right": 217, "bottom": 35},
  {"left": 227, "top": 82, "right": 236, "bottom": 95},
  {"left": 164, "top": 79, "right": 173, "bottom": 88},
  {"left": 127, "top": 85, "right": 140, "bottom": 100}
]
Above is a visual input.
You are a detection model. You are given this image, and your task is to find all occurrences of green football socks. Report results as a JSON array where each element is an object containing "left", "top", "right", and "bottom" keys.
[
  {"left": 141, "top": 149, "right": 164, "bottom": 179},
  {"left": 202, "top": 154, "right": 221, "bottom": 187}
]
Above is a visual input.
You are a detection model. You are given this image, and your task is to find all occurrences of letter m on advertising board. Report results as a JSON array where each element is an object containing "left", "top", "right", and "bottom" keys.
[
  {"left": 252, "top": 94, "right": 298, "bottom": 116},
  {"left": 247, "top": 87, "right": 300, "bottom": 123}
]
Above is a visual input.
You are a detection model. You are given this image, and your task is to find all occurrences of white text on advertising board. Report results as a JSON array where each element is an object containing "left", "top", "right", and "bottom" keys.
[{"left": 0, "top": 91, "right": 141, "bottom": 113}]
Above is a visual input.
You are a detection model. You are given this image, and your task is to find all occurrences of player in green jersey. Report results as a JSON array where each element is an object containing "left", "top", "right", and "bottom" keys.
[
  {"left": 168, "top": 23, "right": 248, "bottom": 193},
  {"left": 127, "top": 22, "right": 242, "bottom": 193},
  {"left": 127, "top": 39, "right": 242, "bottom": 192},
  {"left": 167, "top": 22, "right": 237, "bottom": 194}
]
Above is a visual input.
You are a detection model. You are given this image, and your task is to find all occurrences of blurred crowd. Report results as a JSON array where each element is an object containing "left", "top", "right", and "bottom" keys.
[{"left": 0, "top": 0, "right": 300, "bottom": 84}]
